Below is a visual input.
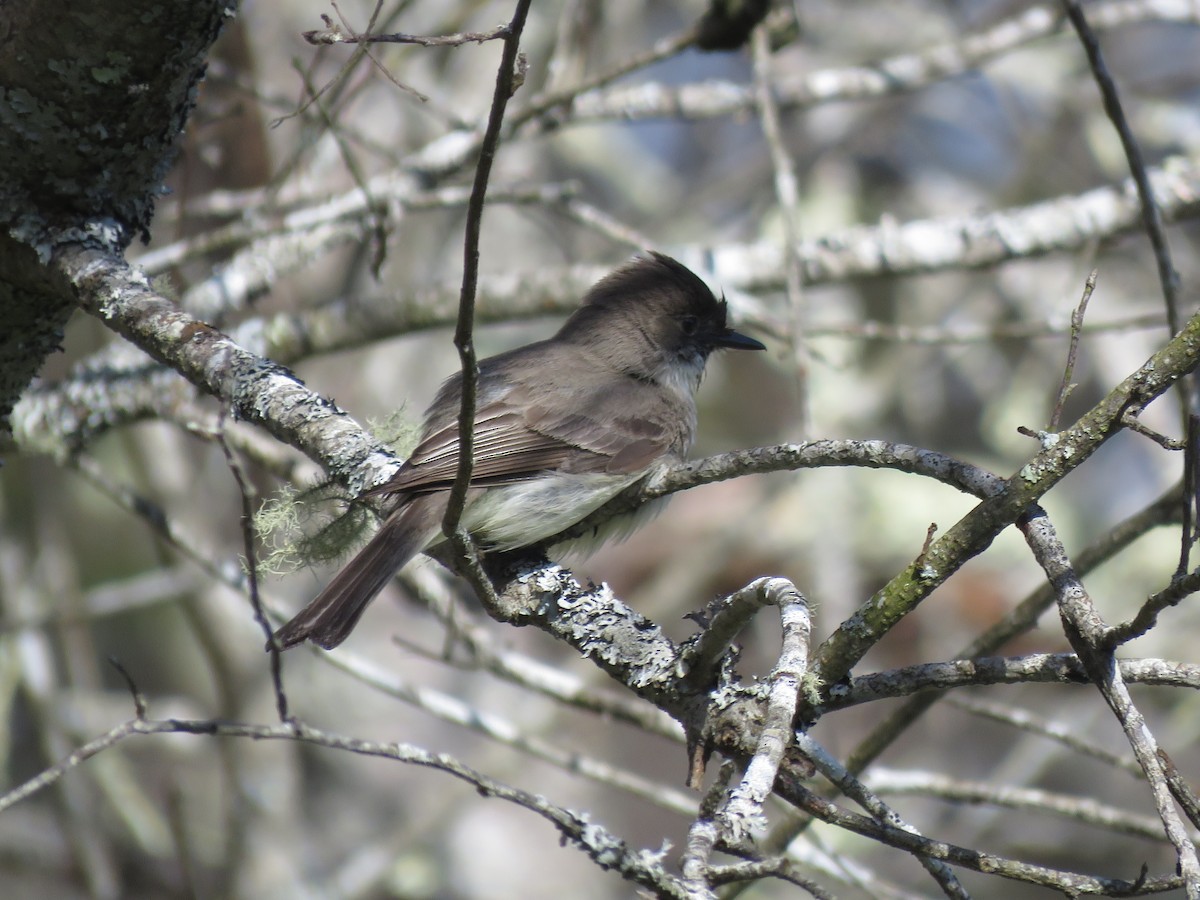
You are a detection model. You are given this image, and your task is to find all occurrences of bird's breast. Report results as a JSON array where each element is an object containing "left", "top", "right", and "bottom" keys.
[{"left": 460, "top": 470, "right": 647, "bottom": 551}]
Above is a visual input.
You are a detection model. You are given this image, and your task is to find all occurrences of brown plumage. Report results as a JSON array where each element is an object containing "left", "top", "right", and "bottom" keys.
[{"left": 274, "top": 253, "right": 764, "bottom": 650}]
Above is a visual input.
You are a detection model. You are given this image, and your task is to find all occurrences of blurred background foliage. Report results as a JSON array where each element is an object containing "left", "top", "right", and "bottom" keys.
[{"left": 3, "top": 0, "right": 1200, "bottom": 897}]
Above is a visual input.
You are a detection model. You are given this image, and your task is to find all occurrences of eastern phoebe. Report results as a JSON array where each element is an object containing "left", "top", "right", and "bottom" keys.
[{"left": 275, "top": 252, "right": 765, "bottom": 650}]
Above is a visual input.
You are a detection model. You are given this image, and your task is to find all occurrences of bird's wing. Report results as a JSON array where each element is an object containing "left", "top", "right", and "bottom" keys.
[{"left": 361, "top": 376, "right": 681, "bottom": 499}]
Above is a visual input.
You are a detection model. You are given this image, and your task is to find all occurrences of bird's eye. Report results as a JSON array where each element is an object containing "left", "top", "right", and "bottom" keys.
[{"left": 679, "top": 315, "right": 700, "bottom": 336}]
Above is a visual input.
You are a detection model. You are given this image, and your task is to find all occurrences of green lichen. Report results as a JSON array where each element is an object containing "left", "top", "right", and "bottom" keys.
[{"left": 255, "top": 480, "right": 373, "bottom": 575}]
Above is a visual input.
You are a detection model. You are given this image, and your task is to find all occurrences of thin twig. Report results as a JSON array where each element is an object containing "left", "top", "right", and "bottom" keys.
[
  {"left": 758, "top": 485, "right": 1182, "bottom": 859},
  {"left": 562, "top": 0, "right": 1196, "bottom": 126},
  {"left": 812, "top": 311, "right": 1166, "bottom": 345},
  {"left": 1159, "top": 749, "right": 1200, "bottom": 832},
  {"left": 556, "top": 196, "right": 656, "bottom": 251},
  {"left": 869, "top": 766, "right": 1195, "bottom": 843},
  {"left": 1182, "top": 413, "right": 1200, "bottom": 574},
  {"left": 1121, "top": 411, "right": 1186, "bottom": 451},
  {"left": 314, "top": 646, "right": 698, "bottom": 817},
  {"left": 215, "top": 412, "right": 290, "bottom": 723},
  {"left": 1061, "top": 0, "right": 1196, "bottom": 586},
  {"left": 706, "top": 856, "right": 833, "bottom": 896},
  {"left": 830, "top": 654, "right": 1200, "bottom": 712},
  {"left": 442, "top": 0, "right": 533, "bottom": 612},
  {"left": 947, "top": 695, "right": 1143, "bottom": 778},
  {"left": 513, "top": 24, "right": 700, "bottom": 134},
  {"left": 293, "top": 60, "right": 391, "bottom": 276},
  {"left": 399, "top": 566, "right": 684, "bottom": 741},
  {"left": 718, "top": 580, "right": 810, "bottom": 845},
  {"left": 797, "top": 735, "right": 969, "bottom": 899},
  {"left": 107, "top": 657, "right": 147, "bottom": 720},
  {"left": 273, "top": 4, "right": 387, "bottom": 128},
  {"left": 0, "top": 715, "right": 691, "bottom": 898},
  {"left": 1019, "top": 506, "right": 1200, "bottom": 891},
  {"left": 680, "top": 768, "right": 733, "bottom": 898},
  {"left": 328, "top": 1, "right": 430, "bottom": 103},
  {"left": 1060, "top": 1, "right": 1180, "bottom": 335},
  {"left": 1048, "top": 269, "right": 1096, "bottom": 431},
  {"left": 773, "top": 775, "right": 1181, "bottom": 895},
  {"left": 1104, "top": 565, "right": 1200, "bottom": 647},
  {"left": 751, "top": 25, "right": 809, "bottom": 436},
  {"left": 678, "top": 578, "right": 777, "bottom": 692},
  {"left": 304, "top": 14, "right": 510, "bottom": 48}
]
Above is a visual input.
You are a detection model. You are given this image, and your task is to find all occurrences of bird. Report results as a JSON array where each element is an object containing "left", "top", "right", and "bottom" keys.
[{"left": 274, "top": 252, "right": 765, "bottom": 650}]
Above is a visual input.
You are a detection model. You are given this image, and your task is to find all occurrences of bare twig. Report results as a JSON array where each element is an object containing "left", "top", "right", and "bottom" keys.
[
  {"left": 712, "top": 581, "right": 812, "bottom": 860},
  {"left": 514, "top": 24, "right": 700, "bottom": 133},
  {"left": 303, "top": 14, "right": 510, "bottom": 48},
  {"left": 399, "top": 566, "right": 684, "bottom": 741},
  {"left": 773, "top": 776, "right": 1181, "bottom": 895},
  {"left": 564, "top": 0, "right": 1198, "bottom": 125},
  {"left": 273, "top": 3, "right": 387, "bottom": 128},
  {"left": 751, "top": 25, "right": 809, "bottom": 435},
  {"left": 443, "top": 0, "right": 533, "bottom": 616},
  {"left": 947, "top": 695, "right": 1144, "bottom": 778},
  {"left": 869, "top": 767, "right": 1196, "bottom": 843},
  {"left": 754, "top": 485, "right": 1183, "bottom": 864},
  {"left": 292, "top": 61, "right": 391, "bottom": 276},
  {"left": 827, "top": 654, "right": 1200, "bottom": 714},
  {"left": 1019, "top": 506, "right": 1200, "bottom": 892},
  {"left": 1048, "top": 269, "right": 1096, "bottom": 431},
  {"left": 1183, "top": 412, "right": 1200, "bottom": 574},
  {"left": 680, "top": 768, "right": 732, "bottom": 899},
  {"left": 678, "top": 578, "right": 779, "bottom": 692},
  {"left": 706, "top": 856, "right": 833, "bottom": 896},
  {"left": 1061, "top": 0, "right": 1180, "bottom": 335},
  {"left": 107, "top": 657, "right": 147, "bottom": 720},
  {"left": 812, "top": 310, "right": 1167, "bottom": 345},
  {"left": 797, "top": 735, "right": 968, "bottom": 899},
  {"left": 1120, "top": 411, "right": 1186, "bottom": 451},
  {"left": 555, "top": 196, "right": 656, "bottom": 251},
  {"left": 314, "top": 646, "right": 698, "bottom": 817},
  {"left": 1104, "top": 564, "right": 1200, "bottom": 647},
  {"left": 812, "top": 307, "right": 1200, "bottom": 690},
  {"left": 1159, "top": 749, "right": 1200, "bottom": 832},
  {"left": 328, "top": 1, "right": 429, "bottom": 104},
  {"left": 215, "top": 412, "right": 290, "bottom": 722},
  {"left": 0, "top": 715, "right": 691, "bottom": 898},
  {"left": 1061, "top": 0, "right": 1196, "bottom": 591}
]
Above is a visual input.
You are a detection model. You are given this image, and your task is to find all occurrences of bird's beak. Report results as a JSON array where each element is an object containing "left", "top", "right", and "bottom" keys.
[{"left": 716, "top": 328, "right": 766, "bottom": 351}]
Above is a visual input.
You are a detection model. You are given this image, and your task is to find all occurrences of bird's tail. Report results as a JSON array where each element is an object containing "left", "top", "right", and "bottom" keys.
[{"left": 272, "top": 501, "right": 437, "bottom": 650}]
